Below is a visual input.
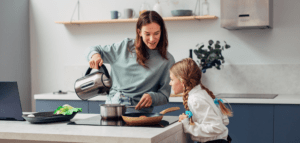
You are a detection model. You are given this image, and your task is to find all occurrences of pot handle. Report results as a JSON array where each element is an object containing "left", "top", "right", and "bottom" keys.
[{"left": 85, "top": 64, "right": 110, "bottom": 79}]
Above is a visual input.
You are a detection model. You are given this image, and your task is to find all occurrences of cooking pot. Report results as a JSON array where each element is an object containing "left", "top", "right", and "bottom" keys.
[
  {"left": 100, "top": 104, "right": 135, "bottom": 120},
  {"left": 100, "top": 118, "right": 124, "bottom": 126},
  {"left": 74, "top": 64, "right": 112, "bottom": 100},
  {"left": 100, "top": 104, "right": 125, "bottom": 119}
]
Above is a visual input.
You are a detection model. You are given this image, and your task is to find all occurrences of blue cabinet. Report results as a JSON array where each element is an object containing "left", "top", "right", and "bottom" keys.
[
  {"left": 227, "top": 104, "right": 274, "bottom": 143},
  {"left": 36, "top": 100, "right": 185, "bottom": 115},
  {"left": 36, "top": 100, "right": 89, "bottom": 113},
  {"left": 89, "top": 101, "right": 105, "bottom": 114},
  {"left": 274, "top": 104, "right": 300, "bottom": 143}
]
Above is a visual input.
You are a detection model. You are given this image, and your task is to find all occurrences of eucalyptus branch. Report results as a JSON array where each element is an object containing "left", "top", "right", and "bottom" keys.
[{"left": 193, "top": 40, "right": 231, "bottom": 73}]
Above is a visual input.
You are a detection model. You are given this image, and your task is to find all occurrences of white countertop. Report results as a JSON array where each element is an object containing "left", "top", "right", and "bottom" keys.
[
  {"left": 34, "top": 93, "right": 300, "bottom": 104},
  {"left": 0, "top": 112, "right": 187, "bottom": 143}
]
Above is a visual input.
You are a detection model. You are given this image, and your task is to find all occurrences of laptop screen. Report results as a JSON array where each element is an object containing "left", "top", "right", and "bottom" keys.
[{"left": 0, "top": 82, "right": 24, "bottom": 121}]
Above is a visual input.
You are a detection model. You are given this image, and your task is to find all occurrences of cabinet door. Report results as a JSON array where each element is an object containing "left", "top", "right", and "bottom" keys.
[
  {"left": 89, "top": 101, "right": 105, "bottom": 114},
  {"left": 36, "top": 100, "right": 89, "bottom": 113},
  {"left": 274, "top": 105, "right": 300, "bottom": 143},
  {"left": 227, "top": 104, "right": 274, "bottom": 143},
  {"left": 153, "top": 102, "right": 185, "bottom": 116}
]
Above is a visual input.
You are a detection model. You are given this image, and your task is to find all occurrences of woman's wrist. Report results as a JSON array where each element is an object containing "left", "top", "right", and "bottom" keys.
[
  {"left": 89, "top": 52, "right": 100, "bottom": 60},
  {"left": 92, "top": 53, "right": 101, "bottom": 59}
]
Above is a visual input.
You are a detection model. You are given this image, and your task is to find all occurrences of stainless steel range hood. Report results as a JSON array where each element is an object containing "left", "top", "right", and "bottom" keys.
[{"left": 221, "top": 0, "right": 273, "bottom": 30}]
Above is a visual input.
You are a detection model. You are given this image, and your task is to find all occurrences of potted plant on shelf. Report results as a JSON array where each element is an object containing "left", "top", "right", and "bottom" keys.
[{"left": 193, "top": 40, "right": 231, "bottom": 73}]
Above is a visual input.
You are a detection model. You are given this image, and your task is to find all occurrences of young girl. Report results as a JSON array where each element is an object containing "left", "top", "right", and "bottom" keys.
[{"left": 169, "top": 58, "right": 233, "bottom": 143}]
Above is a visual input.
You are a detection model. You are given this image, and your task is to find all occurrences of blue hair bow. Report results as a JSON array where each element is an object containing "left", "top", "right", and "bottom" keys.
[
  {"left": 185, "top": 111, "right": 193, "bottom": 118},
  {"left": 214, "top": 98, "right": 223, "bottom": 105}
]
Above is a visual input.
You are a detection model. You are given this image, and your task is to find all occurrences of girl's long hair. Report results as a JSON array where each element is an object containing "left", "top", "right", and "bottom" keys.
[
  {"left": 134, "top": 11, "right": 168, "bottom": 68},
  {"left": 170, "top": 58, "right": 233, "bottom": 125}
]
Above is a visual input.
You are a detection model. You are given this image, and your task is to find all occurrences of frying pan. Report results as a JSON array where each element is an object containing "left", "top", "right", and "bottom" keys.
[
  {"left": 22, "top": 111, "right": 77, "bottom": 124},
  {"left": 121, "top": 107, "right": 180, "bottom": 125}
]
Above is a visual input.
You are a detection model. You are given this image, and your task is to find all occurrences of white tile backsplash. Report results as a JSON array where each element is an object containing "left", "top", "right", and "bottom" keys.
[
  {"left": 202, "top": 64, "right": 300, "bottom": 95},
  {"left": 64, "top": 64, "right": 300, "bottom": 95}
]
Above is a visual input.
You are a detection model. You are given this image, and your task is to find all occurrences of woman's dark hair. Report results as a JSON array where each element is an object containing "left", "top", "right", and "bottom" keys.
[{"left": 134, "top": 11, "right": 168, "bottom": 68}]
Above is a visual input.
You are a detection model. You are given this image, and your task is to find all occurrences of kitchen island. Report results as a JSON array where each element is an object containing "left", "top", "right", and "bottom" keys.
[{"left": 0, "top": 113, "right": 188, "bottom": 143}]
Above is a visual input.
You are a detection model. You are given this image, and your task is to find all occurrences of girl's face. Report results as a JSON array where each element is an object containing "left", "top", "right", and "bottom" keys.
[
  {"left": 138, "top": 22, "right": 161, "bottom": 50},
  {"left": 169, "top": 72, "right": 184, "bottom": 95}
]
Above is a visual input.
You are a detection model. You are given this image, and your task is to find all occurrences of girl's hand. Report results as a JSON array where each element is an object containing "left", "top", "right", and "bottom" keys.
[
  {"left": 135, "top": 93, "right": 152, "bottom": 110},
  {"left": 178, "top": 113, "right": 188, "bottom": 122},
  {"left": 89, "top": 53, "right": 103, "bottom": 69}
]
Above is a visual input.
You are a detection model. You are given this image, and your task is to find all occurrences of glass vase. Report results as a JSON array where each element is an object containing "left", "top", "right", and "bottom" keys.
[{"left": 201, "top": 0, "right": 209, "bottom": 16}]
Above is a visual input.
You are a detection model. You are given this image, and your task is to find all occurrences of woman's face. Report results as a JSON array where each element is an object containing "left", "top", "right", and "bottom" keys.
[
  {"left": 139, "top": 22, "right": 161, "bottom": 50},
  {"left": 169, "top": 72, "right": 184, "bottom": 95}
]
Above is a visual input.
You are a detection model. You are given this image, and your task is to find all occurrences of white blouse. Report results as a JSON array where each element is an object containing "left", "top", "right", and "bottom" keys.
[{"left": 181, "top": 85, "right": 229, "bottom": 142}]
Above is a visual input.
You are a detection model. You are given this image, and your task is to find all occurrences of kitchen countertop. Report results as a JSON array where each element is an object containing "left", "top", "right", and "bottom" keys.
[
  {"left": 0, "top": 112, "right": 188, "bottom": 143},
  {"left": 34, "top": 93, "right": 300, "bottom": 104}
]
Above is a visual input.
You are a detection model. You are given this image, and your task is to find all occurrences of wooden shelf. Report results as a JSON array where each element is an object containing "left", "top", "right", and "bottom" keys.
[{"left": 55, "top": 15, "right": 218, "bottom": 25}]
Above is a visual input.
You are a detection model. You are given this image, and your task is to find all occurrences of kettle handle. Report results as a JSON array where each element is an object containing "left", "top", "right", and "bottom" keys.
[{"left": 85, "top": 64, "right": 110, "bottom": 79}]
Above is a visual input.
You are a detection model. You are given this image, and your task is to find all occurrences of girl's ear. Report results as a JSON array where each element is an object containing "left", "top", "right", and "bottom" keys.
[
  {"left": 178, "top": 78, "right": 184, "bottom": 87},
  {"left": 181, "top": 82, "right": 185, "bottom": 88}
]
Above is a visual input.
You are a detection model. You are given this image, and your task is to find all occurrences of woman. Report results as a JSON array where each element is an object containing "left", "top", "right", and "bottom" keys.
[{"left": 86, "top": 11, "right": 175, "bottom": 113}]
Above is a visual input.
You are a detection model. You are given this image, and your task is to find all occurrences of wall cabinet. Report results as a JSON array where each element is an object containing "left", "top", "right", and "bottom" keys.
[{"left": 35, "top": 100, "right": 300, "bottom": 143}]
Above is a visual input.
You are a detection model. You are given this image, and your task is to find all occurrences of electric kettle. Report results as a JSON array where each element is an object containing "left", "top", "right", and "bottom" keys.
[{"left": 74, "top": 64, "right": 112, "bottom": 100}]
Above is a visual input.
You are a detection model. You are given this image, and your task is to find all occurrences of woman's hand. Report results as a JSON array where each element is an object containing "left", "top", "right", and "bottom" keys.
[
  {"left": 89, "top": 53, "right": 103, "bottom": 69},
  {"left": 178, "top": 113, "right": 188, "bottom": 122},
  {"left": 135, "top": 93, "right": 152, "bottom": 110}
]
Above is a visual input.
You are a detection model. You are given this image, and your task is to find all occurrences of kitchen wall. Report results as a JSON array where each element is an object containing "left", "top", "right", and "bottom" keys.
[
  {"left": 30, "top": 0, "right": 300, "bottom": 111},
  {"left": 0, "top": 0, "right": 31, "bottom": 111}
]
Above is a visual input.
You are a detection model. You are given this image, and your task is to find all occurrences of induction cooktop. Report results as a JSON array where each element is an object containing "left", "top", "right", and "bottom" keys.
[{"left": 67, "top": 115, "right": 179, "bottom": 128}]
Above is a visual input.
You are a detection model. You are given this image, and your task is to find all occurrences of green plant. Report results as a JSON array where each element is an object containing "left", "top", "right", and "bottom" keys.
[
  {"left": 54, "top": 104, "right": 82, "bottom": 115},
  {"left": 193, "top": 40, "right": 231, "bottom": 73}
]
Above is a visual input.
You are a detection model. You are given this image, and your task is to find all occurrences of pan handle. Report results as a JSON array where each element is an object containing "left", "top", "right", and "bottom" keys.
[{"left": 159, "top": 107, "right": 180, "bottom": 115}]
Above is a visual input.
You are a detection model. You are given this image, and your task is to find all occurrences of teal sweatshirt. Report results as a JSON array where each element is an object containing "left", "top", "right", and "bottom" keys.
[{"left": 86, "top": 38, "right": 175, "bottom": 107}]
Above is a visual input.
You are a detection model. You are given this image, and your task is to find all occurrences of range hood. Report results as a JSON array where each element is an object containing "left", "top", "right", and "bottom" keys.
[{"left": 221, "top": 0, "right": 273, "bottom": 30}]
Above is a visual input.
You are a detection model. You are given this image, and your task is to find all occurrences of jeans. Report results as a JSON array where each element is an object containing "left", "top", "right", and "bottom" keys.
[
  {"left": 197, "top": 140, "right": 228, "bottom": 143},
  {"left": 105, "top": 92, "right": 131, "bottom": 105},
  {"left": 105, "top": 92, "right": 153, "bottom": 113},
  {"left": 197, "top": 135, "right": 232, "bottom": 143}
]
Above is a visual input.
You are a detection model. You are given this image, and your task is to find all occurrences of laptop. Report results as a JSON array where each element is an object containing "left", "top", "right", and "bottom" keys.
[{"left": 0, "top": 82, "right": 25, "bottom": 121}]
